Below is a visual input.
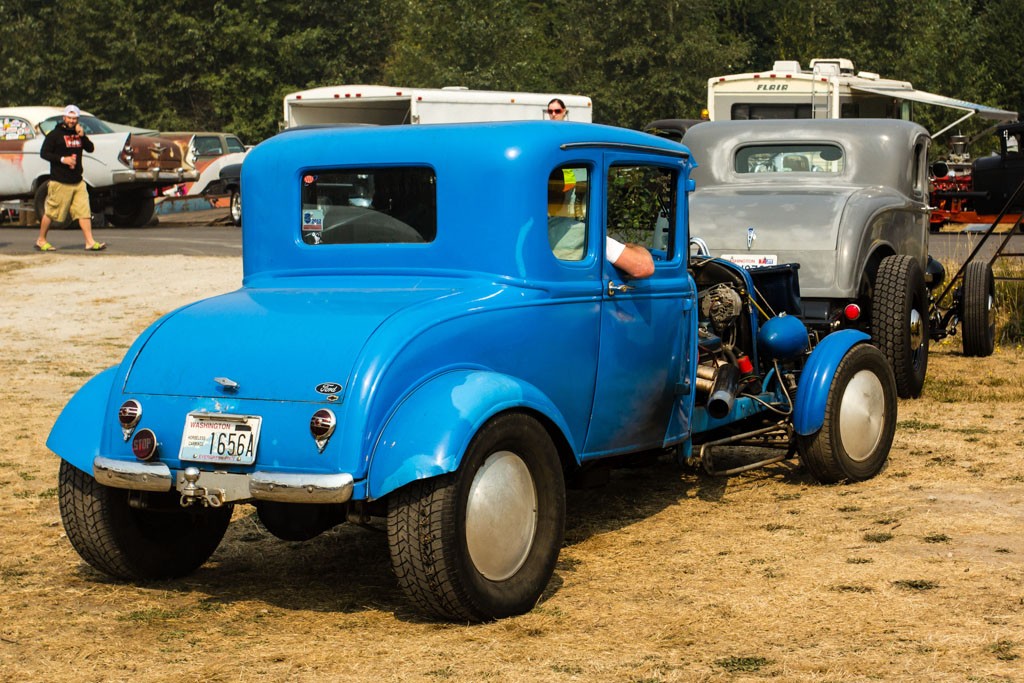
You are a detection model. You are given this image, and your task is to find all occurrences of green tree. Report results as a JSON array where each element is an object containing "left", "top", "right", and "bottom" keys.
[
  {"left": 0, "top": 0, "right": 1016, "bottom": 147},
  {"left": 564, "top": 0, "right": 749, "bottom": 127},
  {"left": 385, "top": 0, "right": 556, "bottom": 91}
]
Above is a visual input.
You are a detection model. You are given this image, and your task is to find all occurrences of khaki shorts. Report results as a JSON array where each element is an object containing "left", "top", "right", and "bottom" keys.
[{"left": 44, "top": 180, "right": 91, "bottom": 223}]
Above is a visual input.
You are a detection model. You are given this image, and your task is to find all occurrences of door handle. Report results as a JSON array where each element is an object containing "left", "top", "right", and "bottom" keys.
[{"left": 607, "top": 281, "right": 634, "bottom": 296}]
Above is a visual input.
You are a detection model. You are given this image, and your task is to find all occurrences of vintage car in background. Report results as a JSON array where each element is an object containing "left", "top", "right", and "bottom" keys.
[
  {"left": 643, "top": 117, "right": 705, "bottom": 142},
  {"left": 203, "top": 159, "right": 243, "bottom": 225},
  {"left": 159, "top": 131, "right": 248, "bottom": 199},
  {"left": 164, "top": 131, "right": 247, "bottom": 166},
  {"left": 931, "top": 121, "right": 1024, "bottom": 222},
  {"left": 0, "top": 106, "right": 198, "bottom": 227},
  {"left": 682, "top": 119, "right": 948, "bottom": 398},
  {"left": 49, "top": 122, "right": 896, "bottom": 622}
]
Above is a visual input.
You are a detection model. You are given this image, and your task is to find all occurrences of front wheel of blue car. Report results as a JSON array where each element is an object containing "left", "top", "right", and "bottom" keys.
[
  {"left": 387, "top": 412, "right": 565, "bottom": 622},
  {"left": 58, "top": 460, "right": 232, "bottom": 580},
  {"left": 798, "top": 344, "right": 897, "bottom": 484}
]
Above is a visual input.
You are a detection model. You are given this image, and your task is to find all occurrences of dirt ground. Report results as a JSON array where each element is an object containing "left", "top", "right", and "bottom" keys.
[{"left": 1, "top": 254, "right": 1021, "bottom": 682}]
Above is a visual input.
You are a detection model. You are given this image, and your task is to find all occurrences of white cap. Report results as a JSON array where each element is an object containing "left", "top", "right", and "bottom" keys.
[{"left": 63, "top": 104, "right": 81, "bottom": 117}]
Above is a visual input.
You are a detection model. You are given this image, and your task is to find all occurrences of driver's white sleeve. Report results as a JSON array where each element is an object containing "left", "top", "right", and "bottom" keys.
[{"left": 606, "top": 236, "right": 625, "bottom": 264}]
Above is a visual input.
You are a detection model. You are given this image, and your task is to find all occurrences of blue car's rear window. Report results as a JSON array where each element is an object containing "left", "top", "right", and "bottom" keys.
[{"left": 300, "top": 167, "right": 437, "bottom": 245}]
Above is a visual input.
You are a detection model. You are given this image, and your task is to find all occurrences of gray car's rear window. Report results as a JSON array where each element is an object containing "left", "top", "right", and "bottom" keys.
[{"left": 735, "top": 144, "right": 844, "bottom": 174}]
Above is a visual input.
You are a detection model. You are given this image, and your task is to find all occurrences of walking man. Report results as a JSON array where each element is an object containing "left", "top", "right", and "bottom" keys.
[{"left": 35, "top": 104, "right": 106, "bottom": 251}]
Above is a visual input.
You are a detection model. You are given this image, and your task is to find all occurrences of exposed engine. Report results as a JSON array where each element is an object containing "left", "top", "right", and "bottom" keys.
[
  {"left": 694, "top": 270, "right": 761, "bottom": 418},
  {"left": 692, "top": 259, "right": 807, "bottom": 419}
]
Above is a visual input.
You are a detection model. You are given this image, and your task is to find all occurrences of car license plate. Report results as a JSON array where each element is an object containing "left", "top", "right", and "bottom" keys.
[
  {"left": 179, "top": 413, "right": 261, "bottom": 465},
  {"left": 722, "top": 254, "right": 778, "bottom": 267}
]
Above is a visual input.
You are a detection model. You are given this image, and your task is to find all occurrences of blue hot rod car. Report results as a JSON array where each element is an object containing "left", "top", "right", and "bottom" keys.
[{"left": 49, "top": 121, "right": 896, "bottom": 622}]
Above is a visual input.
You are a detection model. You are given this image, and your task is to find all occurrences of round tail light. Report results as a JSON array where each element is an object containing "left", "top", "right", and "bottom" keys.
[
  {"left": 131, "top": 428, "right": 158, "bottom": 461},
  {"left": 844, "top": 303, "right": 862, "bottom": 321},
  {"left": 310, "top": 409, "right": 337, "bottom": 453},
  {"left": 118, "top": 399, "right": 142, "bottom": 441}
]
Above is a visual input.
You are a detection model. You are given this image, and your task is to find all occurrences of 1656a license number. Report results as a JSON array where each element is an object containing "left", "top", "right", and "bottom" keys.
[{"left": 179, "top": 413, "right": 261, "bottom": 465}]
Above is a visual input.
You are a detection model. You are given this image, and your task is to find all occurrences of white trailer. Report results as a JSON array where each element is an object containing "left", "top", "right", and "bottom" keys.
[
  {"left": 283, "top": 85, "right": 592, "bottom": 128},
  {"left": 707, "top": 58, "right": 1016, "bottom": 138}
]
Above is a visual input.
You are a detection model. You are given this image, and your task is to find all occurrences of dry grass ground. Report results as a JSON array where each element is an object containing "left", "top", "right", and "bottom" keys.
[{"left": 0, "top": 254, "right": 1021, "bottom": 682}]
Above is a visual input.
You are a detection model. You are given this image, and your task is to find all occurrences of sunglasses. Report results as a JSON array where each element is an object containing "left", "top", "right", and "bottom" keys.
[{"left": 546, "top": 108, "right": 565, "bottom": 115}]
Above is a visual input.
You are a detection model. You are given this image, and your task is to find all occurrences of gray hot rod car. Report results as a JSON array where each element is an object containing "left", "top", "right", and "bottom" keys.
[{"left": 683, "top": 119, "right": 939, "bottom": 398}]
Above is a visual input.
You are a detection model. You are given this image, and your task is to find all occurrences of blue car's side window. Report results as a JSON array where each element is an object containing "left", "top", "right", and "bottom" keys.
[
  {"left": 606, "top": 164, "right": 676, "bottom": 257},
  {"left": 547, "top": 165, "right": 590, "bottom": 261}
]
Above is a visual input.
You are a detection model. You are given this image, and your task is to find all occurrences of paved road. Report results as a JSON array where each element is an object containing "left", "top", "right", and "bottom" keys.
[
  {"left": 3, "top": 208, "right": 1023, "bottom": 264},
  {"left": 929, "top": 229, "right": 1024, "bottom": 266},
  {"left": 0, "top": 208, "right": 241, "bottom": 256}
]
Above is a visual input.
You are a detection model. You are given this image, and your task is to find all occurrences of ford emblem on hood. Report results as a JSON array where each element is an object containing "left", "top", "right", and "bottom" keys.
[{"left": 315, "top": 382, "right": 343, "bottom": 395}]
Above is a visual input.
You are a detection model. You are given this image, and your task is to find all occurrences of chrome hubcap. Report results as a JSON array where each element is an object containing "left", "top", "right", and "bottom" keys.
[
  {"left": 465, "top": 451, "right": 537, "bottom": 581},
  {"left": 839, "top": 369, "right": 886, "bottom": 462},
  {"left": 908, "top": 308, "right": 923, "bottom": 352}
]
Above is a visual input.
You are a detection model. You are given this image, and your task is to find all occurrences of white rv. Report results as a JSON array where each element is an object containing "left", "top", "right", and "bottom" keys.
[
  {"left": 707, "top": 58, "right": 1016, "bottom": 138},
  {"left": 283, "top": 85, "right": 592, "bottom": 128}
]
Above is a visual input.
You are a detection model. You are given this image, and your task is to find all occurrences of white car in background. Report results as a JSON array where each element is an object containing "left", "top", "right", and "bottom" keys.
[{"left": 0, "top": 106, "right": 198, "bottom": 227}]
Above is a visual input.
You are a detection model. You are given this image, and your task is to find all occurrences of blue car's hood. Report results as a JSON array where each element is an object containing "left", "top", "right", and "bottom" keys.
[{"left": 122, "top": 284, "right": 458, "bottom": 402}]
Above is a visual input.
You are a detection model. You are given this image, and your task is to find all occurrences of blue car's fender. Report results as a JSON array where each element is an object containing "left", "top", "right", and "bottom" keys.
[
  {"left": 793, "top": 330, "right": 870, "bottom": 435},
  {"left": 366, "top": 369, "right": 573, "bottom": 500},
  {"left": 46, "top": 366, "right": 118, "bottom": 476}
]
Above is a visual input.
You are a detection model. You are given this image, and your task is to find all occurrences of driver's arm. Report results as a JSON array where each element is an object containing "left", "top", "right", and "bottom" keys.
[{"left": 606, "top": 237, "right": 655, "bottom": 279}]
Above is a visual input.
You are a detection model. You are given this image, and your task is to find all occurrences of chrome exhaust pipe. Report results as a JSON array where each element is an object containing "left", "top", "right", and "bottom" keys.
[{"left": 707, "top": 363, "right": 739, "bottom": 419}]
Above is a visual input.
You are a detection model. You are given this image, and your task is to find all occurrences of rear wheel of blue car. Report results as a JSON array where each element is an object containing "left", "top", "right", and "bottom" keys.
[
  {"left": 873, "top": 254, "right": 929, "bottom": 398},
  {"left": 798, "top": 344, "right": 896, "bottom": 484},
  {"left": 387, "top": 413, "right": 565, "bottom": 622},
  {"left": 58, "top": 460, "right": 232, "bottom": 579}
]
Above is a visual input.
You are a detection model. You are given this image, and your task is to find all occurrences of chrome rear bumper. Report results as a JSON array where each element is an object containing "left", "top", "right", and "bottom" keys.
[
  {"left": 93, "top": 457, "right": 354, "bottom": 504},
  {"left": 111, "top": 169, "right": 200, "bottom": 184}
]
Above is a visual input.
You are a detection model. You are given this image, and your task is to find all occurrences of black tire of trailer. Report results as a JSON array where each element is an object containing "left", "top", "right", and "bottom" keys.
[
  {"left": 386, "top": 412, "right": 565, "bottom": 622},
  {"left": 58, "top": 460, "right": 232, "bottom": 580},
  {"left": 961, "top": 260, "right": 996, "bottom": 357},
  {"left": 872, "top": 254, "right": 930, "bottom": 399},
  {"left": 108, "top": 189, "right": 156, "bottom": 227},
  {"left": 798, "top": 344, "right": 897, "bottom": 484}
]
